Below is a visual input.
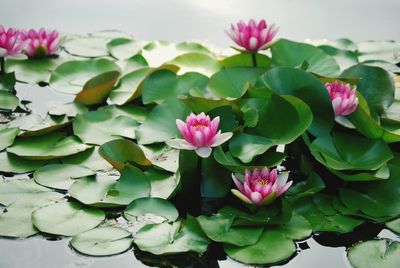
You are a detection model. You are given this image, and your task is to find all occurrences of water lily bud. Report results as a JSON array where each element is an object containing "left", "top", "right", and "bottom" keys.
[
  {"left": 20, "top": 28, "right": 60, "bottom": 58},
  {"left": 325, "top": 81, "right": 359, "bottom": 116}
]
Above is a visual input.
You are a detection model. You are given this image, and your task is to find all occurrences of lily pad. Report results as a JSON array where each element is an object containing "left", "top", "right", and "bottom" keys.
[
  {"left": 107, "top": 38, "right": 143, "bottom": 60},
  {"left": 49, "top": 102, "right": 88, "bottom": 117},
  {"left": 124, "top": 197, "right": 178, "bottom": 222},
  {"left": 140, "top": 144, "right": 179, "bottom": 173},
  {"left": 224, "top": 230, "right": 296, "bottom": 265},
  {"left": 69, "top": 165, "right": 151, "bottom": 207},
  {"left": 49, "top": 59, "right": 120, "bottom": 94},
  {"left": 169, "top": 52, "right": 220, "bottom": 77},
  {"left": 7, "top": 132, "right": 92, "bottom": 160},
  {"left": 133, "top": 215, "right": 210, "bottom": 255},
  {"left": 0, "top": 152, "right": 48, "bottom": 173},
  {"left": 145, "top": 168, "right": 179, "bottom": 199},
  {"left": 348, "top": 239, "right": 400, "bottom": 268},
  {"left": 0, "top": 127, "right": 19, "bottom": 150},
  {"left": 33, "top": 164, "right": 95, "bottom": 190},
  {"left": 62, "top": 147, "right": 113, "bottom": 172},
  {"left": 0, "top": 179, "right": 63, "bottom": 206},
  {"left": 0, "top": 204, "right": 38, "bottom": 238},
  {"left": 70, "top": 226, "right": 133, "bottom": 256},
  {"left": 99, "top": 139, "right": 151, "bottom": 172},
  {"left": 73, "top": 109, "right": 139, "bottom": 145},
  {"left": 5, "top": 58, "right": 64, "bottom": 84},
  {"left": 32, "top": 201, "right": 105, "bottom": 236},
  {"left": 63, "top": 36, "right": 109, "bottom": 57},
  {"left": 0, "top": 91, "right": 18, "bottom": 111}
]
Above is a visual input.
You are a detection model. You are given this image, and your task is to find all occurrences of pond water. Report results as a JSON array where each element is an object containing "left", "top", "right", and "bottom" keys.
[{"left": 1, "top": 1, "right": 400, "bottom": 267}]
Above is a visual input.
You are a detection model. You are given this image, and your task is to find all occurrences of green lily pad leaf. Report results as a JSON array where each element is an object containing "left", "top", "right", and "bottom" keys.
[
  {"left": 124, "top": 197, "right": 178, "bottom": 222},
  {"left": 74, "top": 70, "right": 120, "bottom": 105},
  {"left": 0, "top": 91, "right": 18, "bottom": 111},
  {"left": 286, "top": 172, "right": 325, "bottom": 200},
  {"left": 16, "top": 114, "right": 70, "bottom": 137},
  {"left": 197, "top": 214, "right": 264, "bottom": 246},
  {"left": 224, "top": 230, "right": 296, "bottom": 265},
  {"left": 140, "top": 69, "right": 179, "bottom": 104},
  {"left": 109, "top": 67, "right": 151, "bottom": 105},
  {"left": 140, "top": 144, "right": 179, "bottom": 173},
  {"left": 200, "top": 156, "right": 231, "bottom": 198},
  {"left": 220, "top": 52, "right": 271, "bottom": 68},
  {"left": 62, "top": 147, "right": 113, "bottom": 172},
  {"left": 348, "top": 239, "right": 400, "bottom": 268},
  {"left": 73, "top": 109, "right": 139, "bottom": 145},
  {"left": 0, "top": 179, "right": 63, "bottom": 206},
  {"left": 5, "top": 58, "right": 64, "bottom": 84},
  {"left": 230, "top": 94, "right": 312, "bottom": 163},
  {"left": 49, "top": 102, "right": 88, "bottom": 117},
  {"left": 7, "top": 132, "right": 92, "bottom": 160},
  {"left": 0, "top": 152, "right": 47, "bottom": 173},
  {"left": 32, "top": 201, "right": 105, "bottom": 236},
  {"left": 339, "top": 160, "right": 400, "bottom": 219},
  {"left": 318, "top": 45, "right": 359, "bottom": 71},
  {"left": 141, "top": 41, "right": 211, "bottom": 68},
  {"left": 136, "top": 99, "right": 191, "bottom": 144},
  {"left": 207, "top": 67, "right": 266, "bottom": 99},
  {"left": 293, "top": 195, "right": 364, "bottom": 233},
  {"left": 134, "top": 215, "right": 210, "bottom": 255},
  {"left": 275, "top": 213, "right": 312, "bottom": 240},
  {"left": 271, "top": 39, "right": 340, "bottom": 76},
  {"left": 69, "top": 165, "right": 151, "bottom": 207},
  {"left": 0, "top": 127, "right": 19, "bottom": 150},
  {"left": 63, "top": 36, "right": 109, "bottom": 57},
  {"left": 0, "top": 203, "right": 38, "bottom": 238},
  {"left": 310, "top": 131, "right": 393, "bottom": 171},
  {"left": 49, "top": 59, "right": 120, "bottom": 94},
  {"left": 99, "top": 103, "right": 149, "bottom": 123},
  {"left": 33, "top": 164, "right": 95, "bottom": 190},
  {"left": 169, "top": 52, "right": 220, "bottom": 77},
  {"left": 107, "top": 38, "right": 143, "bottom": 60},
  {"left": 70, "top": 226, "right": 133, "bottom": 256},
  {"left": 145, "top": 168, "right": 179, "bottom": 199},
  {"left": 386, "top": 218, "right": 400, "bottom": 234},
  {"left": 341, "top": 64, "right": 394, "bottom": 115},
  {"left": 258, "top": 67, "right": 334, "bottom": 136},
  {"left": 0, "top": 72, "right": 16, "bottom": 91},
  {"left": 330, "top": 165, "right": 390, "bottom": 182},
  {"left": 99, "top": 139, "right": 151, "bottom": 172},
  {"left": 358, "top": 41, "right": 400, "bottom": 64},
  {"left": 121, "top": 54, "right": 149, "bottom": 74}
]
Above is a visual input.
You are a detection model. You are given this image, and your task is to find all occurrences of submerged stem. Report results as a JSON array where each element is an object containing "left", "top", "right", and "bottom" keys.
[
  {"left": 251, "top": 52, "right": 257, "bottom": 67},
  {"left": 0, "top": 57, "right": 5, "bottom": 74}
]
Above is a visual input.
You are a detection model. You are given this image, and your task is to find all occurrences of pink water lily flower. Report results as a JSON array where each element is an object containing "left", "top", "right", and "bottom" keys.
[
  {"left": 0, "top": 25, "right": 26, "bottom": 58},
  {"left": 20, "top": 28, "right": 60, "bottom": 57},
  {"left": 325, "top": 81, "right": 359, "bottom": 116},
  {"left": 166, "top": 113, "right": 233, "bottom": 158},
  {"left": 231, "top": 167, "right": 292, "bottom": 205},
  {"left": 226, "top": 19, "right": 279, "bottom": 52}
]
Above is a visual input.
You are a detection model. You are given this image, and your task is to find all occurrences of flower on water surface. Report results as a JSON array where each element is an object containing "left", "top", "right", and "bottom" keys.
[
  {"left": 325, "top": 81, "right": 359, "bottom": 116},
  {"left": 226, "top": 19, "right": 279, "bottom": 52},
  {"left": 20, "top": 28, "right": 60, "bottom": 57},
  {"left": 231, "top": 167, "right": 292, "bottom": 206},
  {"left": 166, "top": 112, "right": 233, "bottom": 158},
  {"left": 0, "top": 25, "right": 26, "bottom": 58}
]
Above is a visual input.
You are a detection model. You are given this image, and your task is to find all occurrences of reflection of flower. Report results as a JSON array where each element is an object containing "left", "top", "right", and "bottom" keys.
[
  {"left": 166, "top": 113, "right": 233, "bottom": 158},
  {"left": 226, "top": 19, "right": 278, "bottom": 52},
  {"left": 0, "top": 25, "right": 26, "bottom": 58},
  {"left": 20, "top": 28, "right": 60, "bottom": 57},
  {"left": 325, "top": 81, "right": 359, "bottom": 116},
  {"left": 231, "top": 167, "right": 292, "bottom": 205}
]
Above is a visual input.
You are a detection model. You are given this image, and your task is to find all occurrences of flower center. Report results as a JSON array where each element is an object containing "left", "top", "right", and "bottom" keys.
[
  {"left": 193, "top": 123, "right": 207, "bottom": 130},
  {"left": 255, "top": 178, "right": 269, "bottom": 186}
]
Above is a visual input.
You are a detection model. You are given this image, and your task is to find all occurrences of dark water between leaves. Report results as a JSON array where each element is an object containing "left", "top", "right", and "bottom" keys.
[{"left": 0, "top": 83, "right": 399, "bottom": 268}]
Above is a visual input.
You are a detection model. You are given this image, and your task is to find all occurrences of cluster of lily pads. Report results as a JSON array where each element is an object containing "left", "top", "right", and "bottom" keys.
[{"left": 0, "top": 20, "right": 400, "bottom": 267}]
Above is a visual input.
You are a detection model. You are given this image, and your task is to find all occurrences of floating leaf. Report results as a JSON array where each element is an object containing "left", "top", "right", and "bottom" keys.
[
  {"left": 348, "top": 239, "right": 400, "bottom": 268},
  {"left": 0, "top": 203, "right": 38, "bottom": 238},
  {"left": 124, "top": 197, "right": 178, "bottom": 222},
  {"left": 0, "top": 91, "right": 18, "bottom": 111},
  {"left": 70, "top": 227, "right": 133, "bottom": 256},
  {"left": 99, "top": 139, "right": 151, "bottom": 171},
  {"left": 63, "top": 36, "right": 109, "bottom": 57},
  {"left": 134, "top": 216, "right": 210, "bottom": 255},
  {"left": 5, "top": 58, "right": 64, "bottom": 84},
  {"left": 8, "top": 132, "right": 92, "bottom": 160},
  {"left": 34, "top": 164, "right": 95, "bottom": 190},
  {"left": 0, "top": 152, "right": 47, "bottom": 173},
  {"left": 0, "top": 127, "right": 19, "bottom": 150},
  {"left": 169, "top": 52, "right": 220, "bottom": 77},
  {"left": 62, "top": 147, "right": 113, "bottom": 172},
  {"left": 140, "top": 144, "right": 179, "bottom": 173},
  {"left": 145, "top": 168, "right": 179, "bottom": 199},
  {"left": 73, "top": 109, "right": 139, "bottom": 145},
  {"left": 32, "top": 201, "right": 105, "bottom": 236},
  {"left": 69, "top": 165, "right": 151, "bottom": 207},
  {"left": 49, "top": 59, "right": 120, "bottom": 94},
  {"left": 107, "top": 38, "right": 143, "bottom": 60},
  {"left": 220, "top": 52, "right": 271, "bottom": 68},
  {"left": 0, "top": 179, "right": 63, "bottom": 206},
  {"left": 271, "top": 39, "right": 340, "bottom": 76},
  {"left": 49, "top": 102, "right": 88, "bottom": 117}
]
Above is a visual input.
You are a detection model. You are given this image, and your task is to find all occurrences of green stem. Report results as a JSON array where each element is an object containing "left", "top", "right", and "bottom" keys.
[
  {"left": 251, "top": 52, "right": 257, "bottom": 67},
  {"left": 0, "top": 58, "right": 4, "bottom": 75}
]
